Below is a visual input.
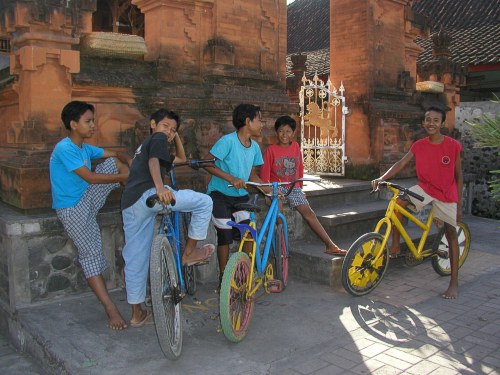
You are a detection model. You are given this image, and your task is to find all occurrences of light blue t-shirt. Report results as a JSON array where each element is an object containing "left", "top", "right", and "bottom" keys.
[
  {"left": 49, "top": 137, "right": 104, "bottom": 209},
  {"left": 207, "top": 132, "right": 264, "bottom": 197}
]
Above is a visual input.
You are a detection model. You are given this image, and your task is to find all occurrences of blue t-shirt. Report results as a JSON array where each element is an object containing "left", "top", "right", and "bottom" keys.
[
  {"left": 49, "top": 137, "right": 104, "bottom": 209},
  {"left": 207, "top": 132, "right": 263, "bottom": 197}
]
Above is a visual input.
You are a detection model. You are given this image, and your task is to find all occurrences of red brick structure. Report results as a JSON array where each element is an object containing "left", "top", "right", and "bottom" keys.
[
  {"left": 330, "top": 0, "right": 428, "bottom": 170},
  {"left": 0, "top": 0, "right": 293, "bottom": 210}
]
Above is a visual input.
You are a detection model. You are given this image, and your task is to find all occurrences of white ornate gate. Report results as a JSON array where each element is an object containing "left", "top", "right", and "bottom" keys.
[{"left": 299, "top": 73, "right": 348, "bottom": 175}]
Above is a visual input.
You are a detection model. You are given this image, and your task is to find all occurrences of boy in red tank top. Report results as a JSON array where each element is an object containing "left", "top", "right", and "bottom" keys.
[{"left": 372, "top": 107, "right": 463, "bottom": 299}]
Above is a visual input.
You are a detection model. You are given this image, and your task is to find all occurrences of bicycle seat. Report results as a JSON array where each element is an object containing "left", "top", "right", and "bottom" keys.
[{"left": 234, "top": 194, "right": 261, "bottom": 212}]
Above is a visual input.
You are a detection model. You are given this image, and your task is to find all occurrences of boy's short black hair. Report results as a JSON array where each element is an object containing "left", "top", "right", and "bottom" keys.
[
  {"left": 425, "top": 106, "right": 446, "bottom": 123},
  {"left": 232, "top": 104, "right": 261, "bottom": 130},
  {"left": 149, "top": 108, "right": 180, "bottom": 134},
  {"left": 274, "top": 115, "right": 296, "bottom": 132},
  {"left": 61, "top": 101, "right": 95, "bottom": 130}
]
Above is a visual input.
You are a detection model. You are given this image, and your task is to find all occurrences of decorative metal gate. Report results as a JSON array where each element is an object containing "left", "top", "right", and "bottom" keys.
[{"left": 299, "top": 73, "right": 348, "bottom": 175}]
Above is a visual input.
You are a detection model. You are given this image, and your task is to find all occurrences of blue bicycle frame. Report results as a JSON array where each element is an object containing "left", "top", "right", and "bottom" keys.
[{"left": 230, "top": 181, "right": 288, "bottom": 277}]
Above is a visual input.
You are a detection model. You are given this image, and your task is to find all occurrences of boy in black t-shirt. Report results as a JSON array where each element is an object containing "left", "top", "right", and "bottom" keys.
[{"left": 121, "top": 109, "right": 214, "bottom": 327}]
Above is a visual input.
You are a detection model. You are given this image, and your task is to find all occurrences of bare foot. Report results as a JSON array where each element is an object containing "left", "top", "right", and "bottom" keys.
[
  {"left": 105, "top": 304, "right": 128, "bottom": 330},
  {"left": 442, "top": 285, "right": 458, "bottom": 299}
]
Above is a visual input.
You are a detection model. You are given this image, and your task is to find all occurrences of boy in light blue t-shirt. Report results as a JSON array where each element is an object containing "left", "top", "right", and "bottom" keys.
[
  {"left": 205, "top": 103, "right": 269, "bottom": 285},
  {"left": 49, "top": 101, "right": 131, "bottom": 330}
]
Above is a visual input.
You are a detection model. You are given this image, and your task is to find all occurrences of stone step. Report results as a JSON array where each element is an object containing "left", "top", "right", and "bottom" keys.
[
  {"left": 312, "top": 200, "right": 388, "bottom": 241},
  {"left": 289, "top": 223, "right": 440, "bottom": 288}
]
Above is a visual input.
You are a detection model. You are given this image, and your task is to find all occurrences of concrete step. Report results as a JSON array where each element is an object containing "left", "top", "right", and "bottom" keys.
[
  {"left": 312, "top": 200, "right": 388, "bottom": 242},
  {"left": 289, "top": 223, "right": 440, "bottom": 288}
]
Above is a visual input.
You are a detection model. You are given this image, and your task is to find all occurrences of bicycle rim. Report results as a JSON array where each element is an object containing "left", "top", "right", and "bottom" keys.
[
  {"left": 219, "top": 252, "right": 254, "bottom": 342},
  {"left": 431, "top": 222, "right": 471, "bottom": 276},
  {"left": 341, "top": 232, "right": 389, "bottom": 296},
  {"left": 150, "top": 235, "right": 183, "bottom": 359}
]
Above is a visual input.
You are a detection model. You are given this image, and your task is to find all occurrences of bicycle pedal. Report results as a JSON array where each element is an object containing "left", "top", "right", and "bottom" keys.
[
  {"left": 266, "top": 280, "right": 283, "bottom": 293},
  {"left": 436, "top": 250, "right": 449, "bottom": 259}
]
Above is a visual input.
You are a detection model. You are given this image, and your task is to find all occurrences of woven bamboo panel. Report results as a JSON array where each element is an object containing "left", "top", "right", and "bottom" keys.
[{"left": 80, "top": 32, "right": 147, "bottom": 59}]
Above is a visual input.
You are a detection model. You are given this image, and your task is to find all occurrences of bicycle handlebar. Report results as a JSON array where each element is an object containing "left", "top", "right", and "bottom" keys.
[
  {"left": 378, "top": 181, "right": 425, "bottom": 202},
  {"left": 146, "top": 194, "right": 176, "bottom": 208},
  {"left": 172, "top": 158, "right": 216, "bottom": 170},
  {"left": 229, "top": 177, "right": 321, "bottom": 197}
]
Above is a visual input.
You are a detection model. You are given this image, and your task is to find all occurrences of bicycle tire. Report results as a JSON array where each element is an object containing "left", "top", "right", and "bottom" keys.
[
  {"left": 431, "top": 222, "right": 471, "bottom": 276},
  {"left": 179, "top": 212, "right": 197, "bottom": 295},
  {"left": 341, "top": 232, "right": 389, "bottom": 296},
  {"left": 219, "top": 252, "right": 254, "bottom": 342},
  {"left": 150, "top": 234, "right": 183, "bottom": 360},
  {"left": 273, "top": 223, "right": 289, "bottom": 288}
]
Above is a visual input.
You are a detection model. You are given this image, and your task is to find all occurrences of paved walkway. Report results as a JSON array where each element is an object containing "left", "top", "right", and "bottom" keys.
[{"left": 2, "top": 215, "right": 499, "bottom": 374}]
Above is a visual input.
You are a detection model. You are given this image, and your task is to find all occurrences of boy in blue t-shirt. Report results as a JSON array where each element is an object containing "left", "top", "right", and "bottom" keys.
[
  {"left": 205, "top": 104, "right": 269, "bottom": 285},
  {"left": 49, "top": 101, "right": 131, "bottom": 330}
]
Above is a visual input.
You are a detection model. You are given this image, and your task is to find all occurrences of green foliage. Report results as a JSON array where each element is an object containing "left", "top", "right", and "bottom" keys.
[{"left": 466, "top": 96, "right": 500, "bottom": 201}]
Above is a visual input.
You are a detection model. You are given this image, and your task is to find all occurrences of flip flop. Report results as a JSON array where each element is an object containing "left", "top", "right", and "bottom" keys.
[
  {"left": 183, "top": 244, "right": 215, "bottom": 266},
  {"left": 130, "top": 310, "right": 152, "bottom": 328},
  {"left": 324, "top": 248, "right": 347, "bottom": 256}
]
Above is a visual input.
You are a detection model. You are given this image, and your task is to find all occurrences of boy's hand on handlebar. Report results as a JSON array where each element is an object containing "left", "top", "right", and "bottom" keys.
[
  {"left": 230, "top": 178, "right": 247, "bottom": 189},
  {"left": 156, "top": 186, "right": 176, "bottom": 205}
]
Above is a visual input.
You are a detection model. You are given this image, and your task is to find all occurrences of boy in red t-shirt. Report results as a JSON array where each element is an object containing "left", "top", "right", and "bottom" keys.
[
  {"left": 260, "top": 116, "right": 346, "bottom": 256},
  {"left": 372, "top": 107, "right": 463, "bottom": 299}
]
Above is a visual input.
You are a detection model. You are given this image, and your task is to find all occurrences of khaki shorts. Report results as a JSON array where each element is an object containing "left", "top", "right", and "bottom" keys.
[{"left": 406, "top": 185, "right": 457, "bottom": 227}]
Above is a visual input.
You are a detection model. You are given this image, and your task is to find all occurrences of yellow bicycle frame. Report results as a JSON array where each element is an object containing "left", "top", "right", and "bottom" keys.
[{"left": 373, "top": 184, "right": 435, "bottom": 262}]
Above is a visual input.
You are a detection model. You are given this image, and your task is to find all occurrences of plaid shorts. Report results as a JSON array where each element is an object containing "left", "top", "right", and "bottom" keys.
[
  {"left": 278, "top": 186, "right": 308, "bottom": 208},
  {"left": 56, "top": 158, "right": 120, "bottom": 278}
]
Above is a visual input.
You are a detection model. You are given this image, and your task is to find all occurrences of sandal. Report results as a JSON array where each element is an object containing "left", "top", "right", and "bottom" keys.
[
  {"left": 324, "top": 247, "right": 348, "bottom": 256},
  {"left": 130, "top": 310, "right": 152, "bottom": 328},
  {"left": 182, "top": 244, "right": 215, "bottom": 266}
]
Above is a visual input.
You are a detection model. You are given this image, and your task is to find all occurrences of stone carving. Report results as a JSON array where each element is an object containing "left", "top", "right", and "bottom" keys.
[{"left": 203, "top": 37, "right": 235, "bottom": 66}]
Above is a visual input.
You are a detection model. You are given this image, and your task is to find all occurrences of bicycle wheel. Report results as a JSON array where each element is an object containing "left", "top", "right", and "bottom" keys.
[
  {"left": 431, "top": 222, "right": 471, "bottom": 276},
  {"left": 273, "top": 223, "right": 289, "bottom": 288},
  {"left": 150, "top": 234, "right": 183, "bottom": 360},
  {"left": 179, "top": 212, "right": 197, "bottom": 295},
  {"left": 341, "top": 232, "right": 389, "bottom": 296},
  {"left": 219, "top": 252, "right": 254, "bottom": 342}
]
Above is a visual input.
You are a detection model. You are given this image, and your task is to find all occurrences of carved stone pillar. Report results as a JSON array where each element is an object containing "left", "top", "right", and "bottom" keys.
[{"left": 0, "top": 0, "right": 96, "bottom": 208}]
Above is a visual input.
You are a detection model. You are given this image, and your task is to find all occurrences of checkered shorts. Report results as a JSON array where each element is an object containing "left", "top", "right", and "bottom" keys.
[
  {"left": 278, "top": 186, "right": 308, "bottom": 208},
  {"left": 56, "top": 158, "right": 120, "bottom": 278}
]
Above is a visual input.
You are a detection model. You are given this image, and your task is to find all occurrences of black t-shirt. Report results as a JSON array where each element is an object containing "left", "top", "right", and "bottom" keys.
[{"left": 121, "top": 132, "right": 174, "bottom": 210}]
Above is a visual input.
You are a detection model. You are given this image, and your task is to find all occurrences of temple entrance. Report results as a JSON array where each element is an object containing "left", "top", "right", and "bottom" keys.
[{"left": 299, "top": 73, "right": 348, "bottom": 176}]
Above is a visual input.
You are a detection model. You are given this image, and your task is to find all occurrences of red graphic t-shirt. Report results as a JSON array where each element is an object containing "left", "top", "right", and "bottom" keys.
[{"left": 260, "top": 142, "right": 304, "bottom": 186}]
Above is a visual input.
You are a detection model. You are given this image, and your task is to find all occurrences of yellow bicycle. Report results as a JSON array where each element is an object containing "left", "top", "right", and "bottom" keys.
[{"left": 341, "top": 181, "right": 471, "bottom": 296}]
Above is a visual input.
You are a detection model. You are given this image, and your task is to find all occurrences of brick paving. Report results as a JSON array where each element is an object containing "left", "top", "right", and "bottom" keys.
[{"left": 1, "top": 215, "right": 499, "bottom": 374}]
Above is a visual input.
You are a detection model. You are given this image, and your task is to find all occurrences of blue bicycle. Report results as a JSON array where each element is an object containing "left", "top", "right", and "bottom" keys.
[
  {"left": 145, "top": 158, "right": 214, "bottom": 360},
  {"left": 219, "top": 177, "right": 320, "bottom": 342}
]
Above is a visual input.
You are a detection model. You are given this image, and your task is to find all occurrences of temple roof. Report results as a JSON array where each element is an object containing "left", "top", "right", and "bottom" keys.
[
  {"left": 286, "top": 0, "right": 500, "bottom": 77},
  {"left": 287, "top": 0, "right": 329, "bottom": 54},
  {"left": 412, "top": 0, "right": 500, "bottom": 66}
]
